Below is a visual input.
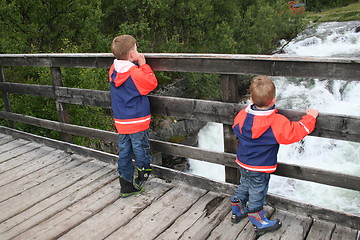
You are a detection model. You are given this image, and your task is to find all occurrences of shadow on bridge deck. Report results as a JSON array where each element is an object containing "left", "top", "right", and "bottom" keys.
[{"left": 0, "top": 132, "right": 358, "bottom": 240}]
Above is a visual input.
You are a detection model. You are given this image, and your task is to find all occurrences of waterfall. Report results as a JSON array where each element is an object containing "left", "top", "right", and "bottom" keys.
[{"left": 188, "top": 20, "right": 360, "bottom": 215}]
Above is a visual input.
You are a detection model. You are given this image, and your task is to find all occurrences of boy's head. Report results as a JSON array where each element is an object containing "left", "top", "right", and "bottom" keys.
[
  {"left": 249, "top": 75, "right": 276, "bottom": 108},
  {"left": 111, "top": 35, "right": 137, "bottom": 60}
]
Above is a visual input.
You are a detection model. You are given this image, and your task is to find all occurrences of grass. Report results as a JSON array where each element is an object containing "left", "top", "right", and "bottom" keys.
[{"left": 306, "top": 3, "right": 360, "bottom": 22}]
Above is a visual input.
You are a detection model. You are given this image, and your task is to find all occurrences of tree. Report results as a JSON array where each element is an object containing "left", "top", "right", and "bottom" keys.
[{"left": 0, "top": 0, "right": 108, "bottom": 53}]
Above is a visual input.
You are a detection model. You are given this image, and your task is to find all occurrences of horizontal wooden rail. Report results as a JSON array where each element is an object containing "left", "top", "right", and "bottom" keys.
[
  {"left": 1, "top": 82, "right": 360, "bottom": 143},
  {"left": 0, "top": 110, "right": 359, "bottom": 192},
  {"left": 1, "top": 53, "right": 359, "bottom": 80}
]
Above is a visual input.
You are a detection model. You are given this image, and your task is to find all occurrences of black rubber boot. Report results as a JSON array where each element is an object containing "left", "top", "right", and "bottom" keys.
[
  {"left": 119, "top": 176, "right": 144, "bottom": 197},
  {"left": 134, "top": 168, "right": 152, "bottom": 189}
]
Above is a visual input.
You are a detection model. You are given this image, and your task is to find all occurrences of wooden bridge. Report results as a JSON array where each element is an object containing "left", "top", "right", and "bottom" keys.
[{"left": 0, "top": 53, "right": 360, "bottom": 239}]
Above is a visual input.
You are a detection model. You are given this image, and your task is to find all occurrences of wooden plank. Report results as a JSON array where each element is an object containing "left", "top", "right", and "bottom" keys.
[
  {"left": 12, "top": 179, "right": 119, "bottom": 240},
  {"left": 0, "top": 135, "right": 15, "bottom": 146},
  {"left": 221, "top": 74, "right": 240, "bottom": 184},
  {"left": 306, "top": 219, "right": 335, "bottom": 240},
  {"left": 2, "top": 53, "right": 359, "bottom": 81},
  {"left": 105, "top": 184, "right": 207, "bottom": 240},
  {"left": 0, "top": 138, "right": 31, "bottom": 155},
  {"left": 0, "top": 157, "right": 102, "bottom": 223},
  {"left": 58, "top": 178, "right": 173, "bottom": 240},
  {"left": 1, "top": 164, "right": 115, "bottom": 240},
  {"left": 258, "top": 209, "right": 312, "bottom": 240},
  {"left": 0, "top": 82, "right": 55, "bottom": 98},
  {"left": 0, "top": 148, "right": 68, "bottom": 187},
  {"left": 330, "top": 225, "right": 358, "bottom": 240},
  {"left": 157, "top": 192, "right": 230, "bottom": 239},
  {"left": 0, "top": 152, "right": 82, "bottom": 202},
  {"left": 175, "top": 194, "right": 230, "bottom": 239},
  {"left": 208, "top": 205, "right": 275, "bottom": 240},
  {"left": 0, "top": 142, "right": 43, "bottom": 171},
  {"left": 266, "top": 195, "right": 360, "bottom": 230}
]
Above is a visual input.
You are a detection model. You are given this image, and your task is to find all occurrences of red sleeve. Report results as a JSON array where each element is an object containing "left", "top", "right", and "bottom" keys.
[
  {"left": 272, "top": 114, "right": 316, "bottom": 144},
  {"left": 131, "top": 64, "right": 158, "bottom": 95}
]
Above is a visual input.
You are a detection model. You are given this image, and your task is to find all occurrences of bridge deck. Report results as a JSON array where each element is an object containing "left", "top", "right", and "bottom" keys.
[{"left": 0, "top": 133, "right": 358, "bottom": 240}]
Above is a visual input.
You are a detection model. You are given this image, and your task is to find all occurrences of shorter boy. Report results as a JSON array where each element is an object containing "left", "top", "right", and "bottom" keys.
[
  {"left": 109, "top": 35, "right": 158, "bottom": 197},
  {"left": 231, "top": 75, "right": 318, "bottom": 236}
]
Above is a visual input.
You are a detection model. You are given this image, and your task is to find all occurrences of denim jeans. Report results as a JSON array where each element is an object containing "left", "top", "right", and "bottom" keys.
[
  {"left": 117, "top": 130, "right": 152, "bottom": 182},
  {"left": 234, "top": 167, "right": 270, "bottom": 212}
]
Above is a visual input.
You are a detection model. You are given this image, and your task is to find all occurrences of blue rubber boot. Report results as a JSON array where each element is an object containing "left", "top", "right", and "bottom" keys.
[
  {"left": 247, "top": 209, "right": 282, "bottom": 236},
  {"left": 231, "top": 196, "right": 248, "bottom": 223}
]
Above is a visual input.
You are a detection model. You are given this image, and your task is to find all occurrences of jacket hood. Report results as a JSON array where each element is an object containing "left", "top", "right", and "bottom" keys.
[
  {"left": 109, "top": 60, "right": 137, "bottom": 87},
  {"left": 245, "top": 104, "right": 277, "bottom": 139}
]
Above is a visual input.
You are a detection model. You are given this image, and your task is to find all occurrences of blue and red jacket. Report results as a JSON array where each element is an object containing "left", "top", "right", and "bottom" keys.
[
  {"left": 109, "top": 60, "right": 158, "bottom": 134},
  {"left": 232, "top": 104, "right": 316, "bottom": 173}
]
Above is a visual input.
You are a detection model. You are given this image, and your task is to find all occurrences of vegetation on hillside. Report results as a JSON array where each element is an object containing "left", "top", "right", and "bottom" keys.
[{"left": 307, "top": 2, "right": 360, "bottom": 22}]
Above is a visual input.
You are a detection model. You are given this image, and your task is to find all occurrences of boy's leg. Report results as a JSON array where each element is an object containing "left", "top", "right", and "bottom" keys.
[
  {"left": 130, "top": 130, "right": 152, "bottom": 188},
  {"left": 117, "top": 134, "right": 134, "bottom": 182},
  {"left": 246, "top": 171, "right": 281, "bottom": 236},
  {"left": 231, "top": 167, "right": 250, "bottom": 223},
  {"left": 117, "top": 134, "right": 143, "bottom": 197}
]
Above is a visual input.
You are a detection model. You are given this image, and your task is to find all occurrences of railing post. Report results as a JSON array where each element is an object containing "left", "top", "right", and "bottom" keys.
[
  {"left": 0, "top": 66, "right": 15, "bottom": 128},
  {"left": 51, "top": 67, "right": 72, "bottom": 142},
  {"left": 220, "top": 74, "right": 240, "bottom": 184}
]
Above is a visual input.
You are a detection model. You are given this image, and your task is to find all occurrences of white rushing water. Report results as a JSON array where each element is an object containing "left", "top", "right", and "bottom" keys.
[{"left": 188, "top": 20, "right": 360, "bottom": 215}]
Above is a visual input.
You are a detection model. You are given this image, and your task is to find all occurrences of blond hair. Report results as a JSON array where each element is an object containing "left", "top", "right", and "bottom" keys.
[
  {"left": 111, "top": 35, "right": 136, "bottom": 60},
  {"left": 249, "top": 75, "right": 276, "bottom": 107}
]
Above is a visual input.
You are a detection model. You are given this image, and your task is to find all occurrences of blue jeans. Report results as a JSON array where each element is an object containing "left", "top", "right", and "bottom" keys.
[
  {"left": 117, "top": 130, "right": 152, "bottom": 182},
  {"left": 234, "top": 167, "right": 270, "bottom": 212}
]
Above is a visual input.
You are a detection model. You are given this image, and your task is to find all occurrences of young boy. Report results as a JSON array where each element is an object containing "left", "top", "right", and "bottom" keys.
[
  {"left": 109, "top": 35, "right": 158, "bottom": 197},
  {"left": 231, "top": 75, "right": 318, "bottom": 236}
]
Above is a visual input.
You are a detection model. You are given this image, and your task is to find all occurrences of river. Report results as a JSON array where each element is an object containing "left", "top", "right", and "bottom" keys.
[{"left": 188, "top": 20, "right": 360, "bottom": 215}]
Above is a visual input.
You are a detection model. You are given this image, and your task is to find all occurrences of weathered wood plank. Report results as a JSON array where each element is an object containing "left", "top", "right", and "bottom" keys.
[
  {"left": 0, "top": 149, "right": 67, "bottom": 187},
  {"left": 258, "top": 210, "right": 312, "bottom": 240},
  {"left": 208, "top": 205, "right": 275, "bottom": 240},
  {"left": 306, "top": 219, "right": 335, "bottom": 240},
  {"left": 0, "top": 157, "right": 100, "bottom": 223},
  {"left": 0, "top": 135, "right": 15, "bottom": 146},
  {"left": 0, "top": 165, "right": 115, "bottom": 240},
  {"left": 1, "top": 53, "right": 359, "bottom": 80},
  {"left": 265, "top": 195, "right": 360, "bottom": 230},
  {"left": 0, "top": 152, "right": 81, "bottom": 202},
  {"left": 12, "top": 179, "right": 119, "bottom": 240},
  {"left": 0, "top": 142, "right": 43, "bottom": 171},
  {"left": 105, "top": 184, "right": 207, "bottom": 240},
  {"left": 176, "top": 195, "right": 230, "bottom": 239},
  {"left": 0, "top": 82, "right": 55, "bottom": 98},
  {"left": 157, "top": 192, "right": 229, "bottom": 239},
  {"left": 0, "top": 138, "right": 31, "bottom": 155},
  {"left": 330, "top": 225, "right": 358, "bottom": 240},
  {"left": 58, "top": 178, "right": 172, "bottom": 240}
]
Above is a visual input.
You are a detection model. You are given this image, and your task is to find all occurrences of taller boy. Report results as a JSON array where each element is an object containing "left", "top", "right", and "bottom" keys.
[{"left": 109, "top": 35, "right": 158, "bottom": 197}]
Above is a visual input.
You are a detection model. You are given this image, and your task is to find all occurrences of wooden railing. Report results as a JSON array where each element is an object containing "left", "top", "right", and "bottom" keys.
[{"left": 1, "top": 53, "right": 360, "bottom": 193}]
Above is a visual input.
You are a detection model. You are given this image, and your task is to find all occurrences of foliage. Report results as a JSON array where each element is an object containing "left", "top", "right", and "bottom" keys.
[
  {"left": 305, "top": 0, "right": 357, "bottom": 12},
  {"left": 0, "top": 0, "right": 108, "bottom": 53}
]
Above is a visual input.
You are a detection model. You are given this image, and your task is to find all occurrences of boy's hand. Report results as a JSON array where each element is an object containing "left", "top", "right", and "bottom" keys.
[
  {"left": 137, "top": 53, "right": 146, "bottom": 66},
  {"left": 306, "top": 109, "right": 319, "bottom": 119}
]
